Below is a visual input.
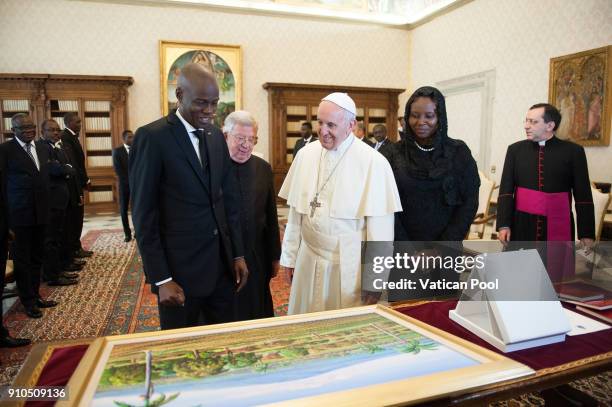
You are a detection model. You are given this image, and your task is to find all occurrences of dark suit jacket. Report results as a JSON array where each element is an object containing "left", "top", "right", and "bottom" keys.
[
  {"left": 60, "top": 141, "right": 83, "bottom": 207},
  {"left": 112, "top": 145, "right": 129, "bottom": 184},
  {"left": 37, "top": 140, "right": 75, "bottom": 210},
  {"left": 361, "top": 137, "right": 375, "bottom": 147},
  {"left": 61, "top": 129, "right": 88, "bottom": 188},
  {"left": 129, "top": 111, "right": 244, "bottom": 297},
  {"left": 375, "top": 138, "right": 393, "bottom": 156},
  {"left": 293, "top": 135, "right": 318, "bottom": 158},
  {"left": 0, "top": 166, "right": 6, "bottom": 236},
  {"left": 0, "top": 139, "right": 50, "bottom": 227}
]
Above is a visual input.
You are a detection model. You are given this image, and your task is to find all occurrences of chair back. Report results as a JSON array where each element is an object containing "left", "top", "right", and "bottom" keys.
[
  {"left": 468, "top": 171, "right": 496, "bottom": 239},
  {"left": 572, "top": 184, "right": 611, "bottom": 241}
]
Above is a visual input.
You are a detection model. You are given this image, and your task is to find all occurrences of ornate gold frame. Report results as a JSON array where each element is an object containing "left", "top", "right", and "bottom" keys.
[
  {"left": 59, "top": 305, "right": 533, "bottom": 406},
  {"left": 159, "top": 40, "right": 242, "bottom": 118},
  {"left": 549, "top": 46, "right": 612, "bottom": 147}
]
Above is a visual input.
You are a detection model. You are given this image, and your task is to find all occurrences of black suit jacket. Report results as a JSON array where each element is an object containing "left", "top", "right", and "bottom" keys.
[
  {"left": 361, "top": 137, "right": 375, "bottom": 147},
  {"left": 0, "top": 166, "right": 6, "bottom": 236},
  {"left": 375, "top": 138, "right": 393, "bottom": 156},
  {"left": 61, "top": 129, "right": 88, "bottom": 188},
  {"left": 60, "top": 141, "right": 83, "bottom": 207},
  {"left": 37, "top": 140, "right": 75, "bottom": 210},
  {"left": 129, "top": 111, "right": 244, "bottom": 297},
  {"left": 0, "top": 139, "right": 49, "bottom": 227},
  {"left": 112, "top": 145, "right": 129, "bottom": 184},
  {"left": 292, "top": 135, "right": 318, "bottom": 158}
]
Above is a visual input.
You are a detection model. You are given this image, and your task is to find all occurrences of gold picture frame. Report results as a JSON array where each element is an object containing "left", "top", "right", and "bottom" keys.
[
  {"left": 159, "top": 40, "right": 242, "bottom": 127},
  {"left": 60, "top": 305, "right": 533, "bottom": 406},
  {"left": 549, "top": 45, "right": 612, "bottom": 146}
]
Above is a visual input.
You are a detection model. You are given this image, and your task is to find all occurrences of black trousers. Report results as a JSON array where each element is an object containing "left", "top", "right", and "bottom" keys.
[
  {"left": 61, "top": 204, "right": 80, "bottom": 267},
  {"left": 43, "top": 208, "right": 66, "bottom": 281},
  {"left": 74, "top": 203, "right": 84, "bottom": 252},
  {"left": 11, "top": 225, "right": 45, "bottom": 307},
  {"left": 1, "top": 231, "right": 9, "bottom": 336},
  {"left": 118, "top": 182, "right": 131, "bottom": 238},
  {"left": 157, "top": 272, "right": 235, "bottom": 330}
]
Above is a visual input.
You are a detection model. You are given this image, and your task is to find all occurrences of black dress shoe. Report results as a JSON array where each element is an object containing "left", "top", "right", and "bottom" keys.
[
  {"left": 64, "top": 263, "right": 83, "bottom": 272},
  {"left": 61, "top": 271, "right": 79, "bottom": 279},
  {"left": 36, "top": 299, "right": 58, "bottom": 308},
  {"left": 72, "top": 258, "right": 87, "bottom": 266},
  {"left": 74, "top": 249, "right": 93, "bottom": 258},
  {"left": 47, "top": 278, "right": 78, "bottom": 286},
  {"left": 25, "top": 306, "right": 42, "bottom": 318},
  {"left": 124, "top": 235, "right": 132, "bottom": 242},
  {"left": 0, "top": 334, "right": 31, "bottom": 348}
]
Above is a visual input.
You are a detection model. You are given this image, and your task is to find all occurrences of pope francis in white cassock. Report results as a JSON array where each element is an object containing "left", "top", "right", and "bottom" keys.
[{"left": 279, "top": 92, "right": 402, "bottom": 315}]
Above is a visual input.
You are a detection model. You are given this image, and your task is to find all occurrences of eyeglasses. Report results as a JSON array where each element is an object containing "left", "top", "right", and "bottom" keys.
[{"left": 232, "top": 134, "right": 257, "bottom": 145}]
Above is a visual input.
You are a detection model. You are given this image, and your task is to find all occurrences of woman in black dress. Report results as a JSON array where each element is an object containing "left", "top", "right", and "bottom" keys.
[{"left": 384, "top": 86, "right": 479, "bottom": 241}]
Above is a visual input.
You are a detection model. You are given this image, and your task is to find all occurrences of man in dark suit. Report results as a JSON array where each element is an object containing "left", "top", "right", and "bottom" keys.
[
  {"left": 0, "top": 113, "right": 58, "bottom": 318},
  {"left": 354, "top": 122, "right": 374, "bottom": 146},
  {"left": 0, "top": 166, "right": 31, "bottom": 347},
  {"left": 292, "top": 122, "right": 318, "bottom": 158},
  {"left": 61, "top": 112, "right": 93, "bottom": 258},
  {"left": 112, "top": 130, "right": 134, "bottom": 242},
  {"left": 372, "top": 124, "right": 393, "bottom": 156},
  {"left": 130, "top": 63, "right": 248, "bottom": 330},
  {"left": 38, "top": 119, "right": 78, "bottom": 286},
  {"left": 58, "top": 133, "right": 86, "bottom": 273}
]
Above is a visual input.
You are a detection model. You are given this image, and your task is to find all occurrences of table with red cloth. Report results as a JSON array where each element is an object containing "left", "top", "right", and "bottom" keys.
[{"left": 11, "top": 301, "right": 612, "bottom": 407}]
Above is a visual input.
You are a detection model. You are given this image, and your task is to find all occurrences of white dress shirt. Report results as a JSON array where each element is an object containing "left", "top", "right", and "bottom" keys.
[{"left": 15, "top": 137, "right": 40, "bottom": 170}]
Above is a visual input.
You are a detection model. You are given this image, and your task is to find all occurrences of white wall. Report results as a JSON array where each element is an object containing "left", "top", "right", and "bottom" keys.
[
  {"left": 409, "top": 0, "right": 612, "bottom": 183},
  {"left": 0, "top": 0, "right": 410, "bottom": 159}
]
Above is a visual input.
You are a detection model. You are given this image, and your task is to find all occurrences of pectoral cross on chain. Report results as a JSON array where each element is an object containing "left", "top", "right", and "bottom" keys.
[{"left": 309, "top": 194, "right": 321, "bottom": 217}]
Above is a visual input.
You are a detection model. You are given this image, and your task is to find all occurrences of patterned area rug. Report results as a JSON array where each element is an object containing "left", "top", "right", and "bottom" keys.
[
  {"left": 0, "top": 229, "right": 137, "bottom": 385},
  {"left": 0, "top": 228, "right": 292, "bottom": 385}
]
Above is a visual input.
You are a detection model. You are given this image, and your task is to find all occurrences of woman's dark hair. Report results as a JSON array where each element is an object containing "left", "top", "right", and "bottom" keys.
[{"left": 404, "top": 86, "right": 448, "bottom": 144}]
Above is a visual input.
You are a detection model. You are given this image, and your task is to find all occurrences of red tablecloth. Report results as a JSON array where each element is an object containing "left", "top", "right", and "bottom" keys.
[
  {"left": 25, "top": 345, "right": 88, "bottom": 407},
  {"left": 23, "top": 301, "right": 611, "bottom": 406},
  {"left": 396, "top": 301, "right": 612, "bottom": 370}
]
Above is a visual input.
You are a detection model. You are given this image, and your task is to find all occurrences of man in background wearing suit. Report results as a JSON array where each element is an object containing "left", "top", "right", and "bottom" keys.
[
  {"left": 0, "top": 166, "right": 31, "bottom": 346},
  {"left": 0, "top": 114, "right": 58, "bottom": 318},
  {"left": 112, "top": 130, "right": 134, "bottom": 242},
  {"left": 292, "top": 122, "right": 317, "bottom": 158},
  {"left": 62, "top": 112, "right": 93, "bottom": 258},
  {"left": 354, "top": 121, "right": 374, "bottom": 146},
  {"left": 130, "top": 63, "right": 248, "bottom": 330},
  {"left": 372, "top": 124, "right": 393, "bottom": 155},
  {"left": 38, "top": 119, "right": 78, "bottom": 286}
]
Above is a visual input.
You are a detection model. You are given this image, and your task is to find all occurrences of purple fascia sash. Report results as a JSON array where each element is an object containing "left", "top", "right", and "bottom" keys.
[{"left": 516, "top": 187, "right": 573, "bottom": 282}]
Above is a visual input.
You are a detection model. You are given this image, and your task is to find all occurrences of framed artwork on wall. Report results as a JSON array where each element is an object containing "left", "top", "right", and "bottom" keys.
[
  {"left": 549, "top": 45, "right": 612, "bottom": 147},
  {"left": 60, "top": 305, "right": 533, "bottom": 406},
  {"left": 159, "top": 40, "right": 242, "bottom": 127}
]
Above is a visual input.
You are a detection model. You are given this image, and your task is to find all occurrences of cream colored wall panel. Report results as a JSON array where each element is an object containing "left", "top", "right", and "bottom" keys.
[
  {"left": 0, "top": 0, "right": 409, "bottom": 160},
  {"left": 409, "top": 0, "right": 612, "bottom": 183}
]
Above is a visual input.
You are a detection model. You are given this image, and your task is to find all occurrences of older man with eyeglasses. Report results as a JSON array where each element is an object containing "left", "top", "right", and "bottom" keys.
[{"left": 223, "top": 111, "right": 281, "bottom": 321}]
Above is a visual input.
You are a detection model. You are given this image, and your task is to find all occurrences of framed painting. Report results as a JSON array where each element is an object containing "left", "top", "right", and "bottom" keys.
[
  {"left": 159, "top": 40, "right": 242, "bottom": 127},
  {"left": 60, "top": 305, "right": 533, "bottom": 406},
  {"left": 549, "top": 46, "right": 612, "bottom": 146}
]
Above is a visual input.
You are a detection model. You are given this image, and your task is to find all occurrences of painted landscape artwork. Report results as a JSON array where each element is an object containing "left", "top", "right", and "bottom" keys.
[{"left": 92, "top": 314, "right": 477, "bottom": 406}]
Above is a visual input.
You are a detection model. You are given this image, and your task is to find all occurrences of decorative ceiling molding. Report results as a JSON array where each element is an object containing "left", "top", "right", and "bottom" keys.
[{"left": 82, "top": 0, "right": 472, "bottom": 28}]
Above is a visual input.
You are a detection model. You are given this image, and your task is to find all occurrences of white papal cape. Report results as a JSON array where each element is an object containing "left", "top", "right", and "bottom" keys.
[{"left": 279, "top": 135, "right": 402, "bottom": 314}]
